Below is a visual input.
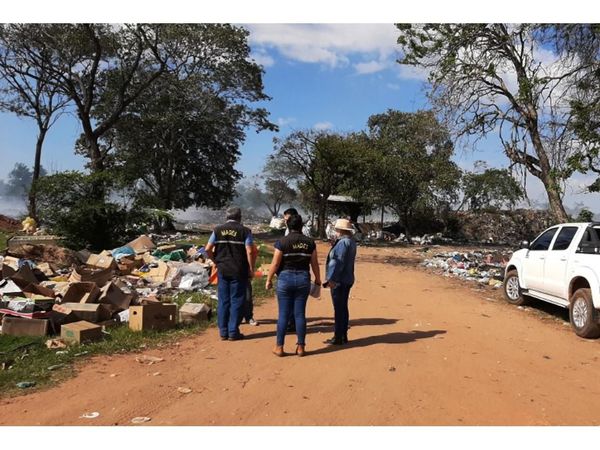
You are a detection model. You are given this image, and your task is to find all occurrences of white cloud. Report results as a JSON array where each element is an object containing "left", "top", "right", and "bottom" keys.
[
  {"left": 246, "top": 24, "right": 400, "bottom": 70},
  {"left": 354, "top": 59, "right": 389, "bottom": 75},
  {"left": 276, "top": 117, "right": 296, "bottom": 127},
  {"left": 251, "top": 51, "right": 275, "bottom": 68},
  {"left": 314, "top": 121, "right": 333, "bottom": 130}
]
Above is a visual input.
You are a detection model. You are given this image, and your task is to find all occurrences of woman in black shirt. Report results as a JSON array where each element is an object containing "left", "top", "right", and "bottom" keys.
[{"left": 266, "top": 214, "right": 321, "bottom": 357}]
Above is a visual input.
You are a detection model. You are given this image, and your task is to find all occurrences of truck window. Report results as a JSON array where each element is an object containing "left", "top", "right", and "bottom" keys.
[
  {"left": 530, "top": 228, "right": 558, "bottom": 251},
  {"left": 552, "top": 226, "right": 578, "bottom": 250}
]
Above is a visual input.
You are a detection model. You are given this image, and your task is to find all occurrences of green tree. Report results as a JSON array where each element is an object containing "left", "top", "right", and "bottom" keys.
[
  {"left": 576, "top": 208, "right": 595, "bottom": 222},
  {"left": 459, "top": 163, "right": 525, "bottom": 210},
  {"left": 270, "top": 130, "right": 354, "bottom": 237},
  {"left": 396, "top": 24, "right": 590, "bottom": 223},
  {"left": 365, "top": 110, "right": 461, "bottom": 236},
  {"left": 262, "top": 158, "right": 297, "bottom": 217},
  {"left": 0, "top": 26, "right": 69, "bottom": 218},
  {"left": 5, "top": 163, "right": 47, "bottom": 199},
  {"left": 33, "top": 171, "right": 142, "bottom": 250},
  {"left": 107, "top": 68, "right": 273, "bottom": 214}
]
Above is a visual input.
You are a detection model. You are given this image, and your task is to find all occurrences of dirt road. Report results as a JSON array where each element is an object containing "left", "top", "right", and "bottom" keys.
[{"left": 2, "top": 243, "right": 600, "bottom": 425}]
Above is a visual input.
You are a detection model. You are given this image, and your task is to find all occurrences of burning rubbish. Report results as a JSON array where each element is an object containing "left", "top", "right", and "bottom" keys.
[{"left": 0, "top": 234, "right": 214, "bottom": 342}]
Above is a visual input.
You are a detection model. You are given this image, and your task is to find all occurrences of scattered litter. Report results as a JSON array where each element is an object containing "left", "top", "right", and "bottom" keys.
[
  {"left": 131, "top": 416, "right": 151, "bottom": 424},
  {"left": 47, "top": 364, "right": 64, "bottom": 371},
  {"left": 16, "top": 381, "right": 36, "bottom": 389},
  {"left": 46, "top": 339, "right": 67, "bottom": 350},
  {"left": 388, "top": 366, "right": 396, "bottom": 372},
  {"left": 177, "top": 387, "right": 192, "bottom": 394},
  {"left": 110, "top": 373, "right": 118, "bottom": 378},
  {"left": 135, "top": 355, "right": 164, "bottom": 365},
  {"left": 152, "top": 372, "right": 161, "bottom": 376},
  {"left": 80, "top": 412, "right": 100, "bottom": 419},
  {"left": 73, "top": 351, "right": 89, "bottom": 357}
]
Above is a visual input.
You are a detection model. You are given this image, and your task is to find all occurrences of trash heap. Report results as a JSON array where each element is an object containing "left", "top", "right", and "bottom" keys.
[
  {"left": 0, "top": 234, "right": 216, "bottom": 344},
  {"left": 421, "top": 250, "right": 513, "bottom": 288}
]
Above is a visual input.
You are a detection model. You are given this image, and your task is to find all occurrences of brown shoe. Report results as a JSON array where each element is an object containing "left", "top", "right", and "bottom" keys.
[
  {"left": 295, "top": 344, "right": 306, "bottom": 357},
  {"left": 272, "top": 346, "right": 284, "bottom": 357}
]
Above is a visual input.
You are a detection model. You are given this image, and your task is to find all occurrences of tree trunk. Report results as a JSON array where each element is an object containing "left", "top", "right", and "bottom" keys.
[
  {"left": 527, "top": 120, "right": 569, "bottom": 223},
  {"left": 28, "top": 127, "right": 47, "bottom": 220},
  {"left": 317, "top": 197, "right": 328, "bottom": 238}
]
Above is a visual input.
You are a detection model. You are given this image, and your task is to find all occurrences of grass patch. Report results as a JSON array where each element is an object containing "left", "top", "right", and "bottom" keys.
[
  {"left": 0, "top": 230, "right": 11, "bottom": 252},
  {"left": 0, "top": 306, "right": 217, "bottom": 398},
  {"left": 173, "top": 235, "right": 210, "bottom": 247}
]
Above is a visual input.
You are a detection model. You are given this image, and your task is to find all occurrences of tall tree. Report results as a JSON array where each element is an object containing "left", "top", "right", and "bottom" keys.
[
  {"left": 5, "top": 163, "right": 47, "bottom": 199},
  {"left": 270, "top": 131, "right": 353, "bottom": 237},
  {"left": 459, "top": 163, "right": 525, "bottom": 210},
  {"left": 109, "top": 67, "right": 274, "bottom": 212},
  {"left": 396, "top": 24, "right": 591, "bottom": 222},
  {"left": 365, "top": 109, "right": 461, "bottom": 236},
  {"left": 0, "top": 27, "right": 69, "bottom": 218},
  {"left": 262, "top": 158, "right": 297, "bottom": 217}
]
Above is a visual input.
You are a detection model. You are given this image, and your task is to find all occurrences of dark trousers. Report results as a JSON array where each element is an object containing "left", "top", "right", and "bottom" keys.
[
  {"left": 217, "top": 273, "right": 247, "bottom": 338},
  {"left": 331, "top": 284, "right": 352, "bottom": 339},
  {"left": 241, "top": 282, "right": 254, "bottom": 322}
]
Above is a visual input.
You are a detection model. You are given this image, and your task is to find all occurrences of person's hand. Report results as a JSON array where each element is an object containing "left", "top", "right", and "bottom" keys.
[
  {"left": 248, "top": 271, "right": 254, "bottom": 280},
  {"left": 327, "top": 280, "right": 337, "bottom": 289},
  {"left": 266, "top": 279, "right": 273, "bottom": 290},
  {"left": 314, "top": 279, "right": 322, "bottom": 286}
]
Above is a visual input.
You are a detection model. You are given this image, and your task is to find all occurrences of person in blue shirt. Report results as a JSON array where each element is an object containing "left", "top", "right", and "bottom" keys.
[
  {"left": 324, "top": 218, "right": 357, "bottom": 345},
  {"left": 205, "top": 207, "right": 254, "bottom": 341}
]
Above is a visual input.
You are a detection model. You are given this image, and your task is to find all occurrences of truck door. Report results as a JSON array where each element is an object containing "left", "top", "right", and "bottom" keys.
[
  {"left": 522, "top": 227, "right": 558, "bottom": 291},
  {"left": 544, "top": 226, "right": 579, "bottom": 298}
]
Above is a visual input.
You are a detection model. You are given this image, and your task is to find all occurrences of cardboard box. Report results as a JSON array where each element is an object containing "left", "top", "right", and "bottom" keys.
[
  {"left": 55, "top": 302, "right": 112, "bottom": 323},
  {"left": 146, "top": 261, "right": 170, "bottom": 283},
  {"left": 179, "top": 302, "right": 211, "bottom": 324},
  {"left": 129, "top": 303, "right": 177, "bottom": 331},
  {"left": 36, "top": 262, "right": 56, "bottom": 277},
  {"left": 127, "top": 235, "right": 156, "bottom": 254},
  {"left": 69, "top": 266, "right": 112, "bottom": 286},
  {"left": 21, "top": 283, "right": 56, "bottom": 299},
  {"left": 86, "top": 253, "right": 118, "bottom": 270},
  {"left": 12, "top": 264, "right": 39, "bottom": 284},
  {"left": 48, "top": 309, "right": 79, "bottom": 334},
  {"left": 1, "top": 263, "right": 16, "bottom": 278},
  {"left": 117, "top": 256, "right": 143, "bottom": 275},
  {"left": 62, "top": 282, "right": 101, "bottom": 304},
  {"left": 61, "top": 321, "right": 102, "bottom": 344},
  {"left": 0, "top": 279, "right": 23, "bottom": 297},
  {"left": 98, "top": 282, "right": 132, "bottom": 311},
  {"left": 1, "top": 316, "right": 48, "bottom": 336}
]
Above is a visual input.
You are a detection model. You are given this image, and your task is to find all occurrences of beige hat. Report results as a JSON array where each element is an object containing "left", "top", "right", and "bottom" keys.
[{"left": 334, "top": 218, "right": 354, "bottom": 232}]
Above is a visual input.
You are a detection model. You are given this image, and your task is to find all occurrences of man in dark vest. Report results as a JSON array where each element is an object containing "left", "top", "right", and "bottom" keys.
[{"left": 205, "top": 207, "right": 254, "bottom": 341}]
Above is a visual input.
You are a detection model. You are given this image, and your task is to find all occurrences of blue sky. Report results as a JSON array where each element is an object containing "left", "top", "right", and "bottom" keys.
[{"left": 0, "top": 23, "right": 597, "bottom": 211}]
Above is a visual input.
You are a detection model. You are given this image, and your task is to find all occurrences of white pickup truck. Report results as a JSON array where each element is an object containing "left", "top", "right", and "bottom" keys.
[{"left": 504, "top": 222, "right": 600, "bottom": 338}]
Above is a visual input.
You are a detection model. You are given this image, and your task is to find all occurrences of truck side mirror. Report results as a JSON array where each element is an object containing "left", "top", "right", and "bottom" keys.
[{"left": 520, "top": 240, "right": 530, "bottom": 249}]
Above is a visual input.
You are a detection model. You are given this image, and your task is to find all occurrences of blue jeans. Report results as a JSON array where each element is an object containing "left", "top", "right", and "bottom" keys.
[
  {"left": 276, "top": 270, "right": 310, "bottom": 346},
  {"left": 331, "top": 284, "right": 352, "bottom": 338},
  {"left": 217, "top": 273, "right": 247, "bottom": 338}
]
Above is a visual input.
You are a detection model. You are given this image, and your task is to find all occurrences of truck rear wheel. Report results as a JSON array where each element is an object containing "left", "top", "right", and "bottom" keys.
[
  {"left": 503, "top": 270, "right": 527, "bottom": 306},
  {"left": 569, "top": 288, "right": 600, "bottom": 339}
]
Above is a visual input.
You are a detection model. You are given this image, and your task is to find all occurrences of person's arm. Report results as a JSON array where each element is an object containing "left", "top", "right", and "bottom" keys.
[
  {"left": 310, "top": 248, "right": 321, "bottom": 285},
  {"left": 266, "top": 249, "right": 283, "bottom": 289},
  {"left": 245, "top": 231, "right": 255, "bottom": 279},
  {"left": 326, "top": 240, "right": 347, "bottom": 288},
  {"left": 204, "top": 232, "right": 217, "bottom": 262}
]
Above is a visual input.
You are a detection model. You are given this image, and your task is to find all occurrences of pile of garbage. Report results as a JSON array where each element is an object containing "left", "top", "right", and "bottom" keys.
[
  {"left": 421, "top": 250, "right": 513, "bottom": 288},
  {"left": 0, "top": 234, "right": 217, "bottom": 344}
]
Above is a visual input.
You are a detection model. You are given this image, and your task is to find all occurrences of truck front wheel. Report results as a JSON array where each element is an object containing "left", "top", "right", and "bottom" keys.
[
  {"left": 503, "top": 270, "right": 527, "bottom": 306},
  {"left": 569, "top": 288, "right": 600, "bottom": 339}
]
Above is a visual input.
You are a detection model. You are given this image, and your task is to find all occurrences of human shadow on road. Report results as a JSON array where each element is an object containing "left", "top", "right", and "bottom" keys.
[
  {"left": 307, "top": 329, "right": 447, "bottom": 356},
  {"left": 244, "top": 317, "right": 398, "bottom": 340}
]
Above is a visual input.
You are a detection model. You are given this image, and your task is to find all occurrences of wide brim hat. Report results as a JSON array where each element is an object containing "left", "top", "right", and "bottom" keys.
[{"left": 334, "top": 218, "right": 354, "bottom": 231}]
